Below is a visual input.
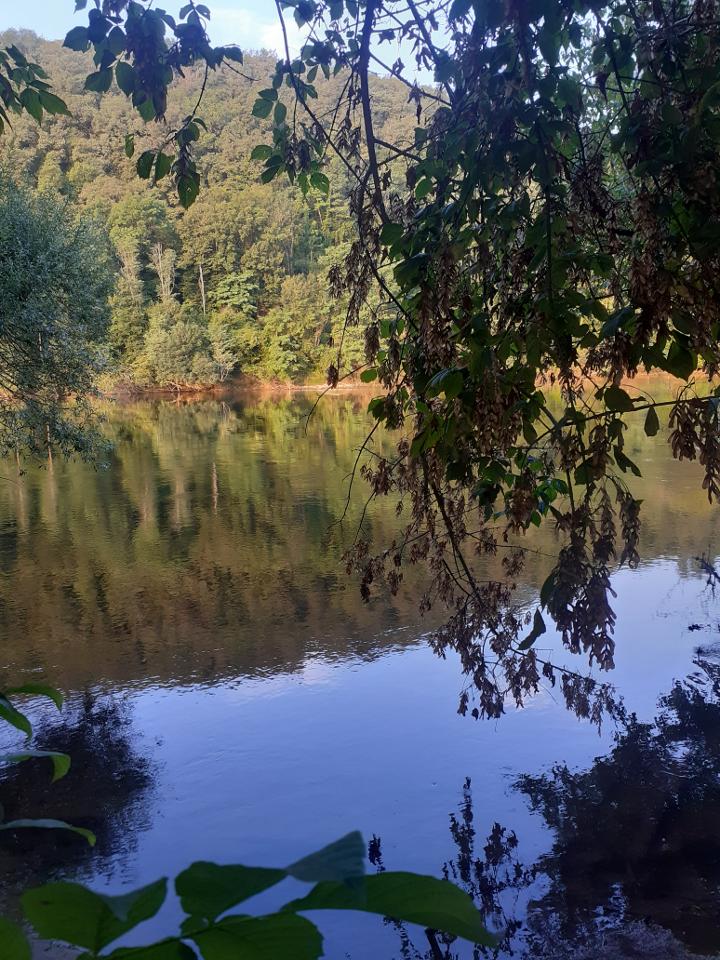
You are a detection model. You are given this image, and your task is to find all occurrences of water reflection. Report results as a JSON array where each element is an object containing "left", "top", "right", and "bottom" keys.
[
  {"left": 0, "top": 388, "right": 718, "bottom": 958},
  {"left": 373, "top": 649, "right": 720, "bottom": 958},
  {"left": 0, "top": 694, "right": 154, "bottom": 888},
  {"left": 0, "top": 389, "right": 716, "bottom": 693},
  {"left": 0, "top": 394, "right": 423, "bottom": 691}
]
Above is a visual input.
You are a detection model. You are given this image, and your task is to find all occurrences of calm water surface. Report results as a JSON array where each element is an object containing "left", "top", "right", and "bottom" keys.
[{"left": 0, "top": 387, "right": 719, "bottom": 958}]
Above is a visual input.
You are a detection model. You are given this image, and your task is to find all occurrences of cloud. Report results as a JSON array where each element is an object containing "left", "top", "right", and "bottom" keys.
[{"left": 207, "top": 6, "right": 303, "bottom": 56}]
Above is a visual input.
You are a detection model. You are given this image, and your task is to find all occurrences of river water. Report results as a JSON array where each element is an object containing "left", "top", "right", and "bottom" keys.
[{"left": 0, "top": 386, "right": 719, "bottom": 958}]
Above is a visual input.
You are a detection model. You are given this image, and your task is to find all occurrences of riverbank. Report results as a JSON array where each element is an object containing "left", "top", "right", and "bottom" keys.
[
  {"left": 100, "top": 368, "right": 691, "bottom": 402},
  {"left": 99, "top": 374, "right": 378, "bottom": 400}
]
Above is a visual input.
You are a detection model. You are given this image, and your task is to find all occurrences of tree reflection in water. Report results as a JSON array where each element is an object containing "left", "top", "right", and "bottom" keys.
[
  {"left": 0, "top": 693, "right": 154, "bottom": 886},
  {"left": 374, "top": 650, "right": 720, "bottom": 959}
]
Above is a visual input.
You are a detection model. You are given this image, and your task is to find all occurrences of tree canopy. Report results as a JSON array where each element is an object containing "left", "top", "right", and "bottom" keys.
[
  {"left": 0, "top": 179, "right": 111, "bottom": 458},
  {"left": 5, "top": 0, "right": 720, "bottom": 721}
]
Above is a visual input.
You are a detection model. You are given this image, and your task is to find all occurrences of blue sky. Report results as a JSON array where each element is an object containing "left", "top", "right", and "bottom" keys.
[{"left": 1, "top": 1, "right": 303, "bottom": 52}]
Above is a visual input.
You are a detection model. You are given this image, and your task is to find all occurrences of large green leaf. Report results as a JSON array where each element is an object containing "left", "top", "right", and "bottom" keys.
[
  {"left": 0, "top": 697, "right": 32, "bottom": 737},
  {"left": 5, "top": 684, "right": 64, "bottom": 710},
  {"left": 175, "top": 863, "right": 286, "bottom": 921},
  {"left": 192, "top": 913, "right": 322, "bottom": 960},
  {"left": 102, "top": 941, "right": 195, "bottom": 960},
  {"left": 287, "top": 831, "right": 365, "bottom": 882},
  {"left": 284, "top": 872, "right": 495, "bottom": 946},
  {"left": 0, "top": 917, "right": 31, "bottom": 960},
  {"left": 22, "top": 879, "right": 166, "bottom": 951},
  {"left": 1, "top": 749, "right": 70, "bottom": 781},
  {"left": 0, "top": 819, "right": 95, "bottom": 845}
]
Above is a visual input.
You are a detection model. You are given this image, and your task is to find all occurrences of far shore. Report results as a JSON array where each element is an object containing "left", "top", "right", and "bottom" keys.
[{"left": 100, "top": 368, "right": 692, "bottom": 402}]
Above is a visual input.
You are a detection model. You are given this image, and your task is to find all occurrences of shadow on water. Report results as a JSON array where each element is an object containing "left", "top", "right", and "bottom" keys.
[
  {"left": 373, "top": 649, "right": 720, "bottom": 960},
  {"left": 0, "top": 694, "right": 154, "bottom": 889}
]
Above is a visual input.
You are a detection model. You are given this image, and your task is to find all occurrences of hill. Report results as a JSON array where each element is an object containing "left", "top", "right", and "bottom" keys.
[{"left": 0, "top": 29, "right": 417, "bottom": 387}]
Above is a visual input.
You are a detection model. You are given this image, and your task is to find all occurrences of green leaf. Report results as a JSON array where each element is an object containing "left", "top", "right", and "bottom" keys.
[
  {"left": 193, "top": 913, "right": 322, "bottom": 960},
  {"left": 665, "top": 340, "right": 697, "bottom": 379},
  {"left": 137, "top": 98, "right": 156, "bottom": 122},
  {"left": 309, "top": 171, "right": 330, "bottom": 195},
  {"left": 250, "top": 144, "right": 273, "bottom": 161},
  {"left": 644, "top": 406, "right": 660, "bottom": 437},
  {"left": 1, "top": 819, "right": 95, "bottom": 845},
  {"left": 379, "top": 222, "right": 404, "bottom": 246},
  {"left": 0, "top": 918, "right": 31, "bottom": 960},
  {"left": 136, "top": 151, "right": 155, "bottom": 180},
  {"left": 19, "top": 89, "right": 42, "bottom": 123},
  {"left": 0, "top": 697, "right": 32, "bottom": 737},
  {"left": 22, "top": 879, "right": 166, "bottom": 951},
  {"left": 63, "top": 26, "right": 90, "bottom": 51},
  {"left": 252, "top": 98, "right": 273, "bottom": 119},
  {"left": 104, "top": 943, "right": 195, "bottom": 960},
  {"left": 360, "top": 369, "right": 377, "bottom": 383},
  {"left": 115, "top": 61, "right": 136, "bottom": 96},
  {"left": 274, "top": 101, "right": 287, "bottom": 125},
  {"left": 519, "top": 608, "right": 546, "bottom": 650},
  {"left": 125, "top": 133, "right": 135, "bottom": 158},
  {"left": 37, "top": 92, "right": 70, "bottom": 116},
  {"left": 85, "top": 68, "right": 113, "bottom": 93},
  {"left": 155, "top": 152, "right": 172, "bottom": 181},
  {"left": 287, "top": 831, "right": 365, "bottom": 883},
  {"left": 5, "top": 684, "right": 63, "bottom": 710},
  {"left": 1, "top": 749, "right": 70, "bottom": 782},
  {"left": 284, "top": 872, "right": 494, "bottom": 946},
  {"left": 604, "top": 386, "right": 635, "bottom": 412},
  {"left": 415, "top": 178, "right": 432, "bottom": 200},
  {"left": 177, "top": 174, "right": 200, "bottom": 209},
  {"left": 176, "top": 863, "right": 286, "bottom": 921}
]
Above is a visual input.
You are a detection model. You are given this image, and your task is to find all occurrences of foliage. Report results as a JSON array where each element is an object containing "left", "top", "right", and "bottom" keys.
[
  {"left": 3, "top": 831, "right": 493, "bottom": 957},
  {"left": 0, "top": 684, "right": 96, "bottom": 846},
  {"left": 0, "top": 178, "right": 112, "bottom": 457},
  {"left": 0, "top": 41, "right": 68, "bottom": 134},
  {"left": 138, "top": 302, "right": 215, "bottom": 388}
]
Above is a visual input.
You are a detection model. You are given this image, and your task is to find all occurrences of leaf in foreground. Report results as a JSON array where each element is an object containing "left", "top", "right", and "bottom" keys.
[
  {"left": 192, "top": 913, "right": 323, "bottom": 960},
  {"left": 175, "top": 863, "right": 286, "bottom": 921},
  {"left": 287, "top": 830, "right": 365, "bottom": 882},
  {"left": 0, "top": 917, "right": 31, "bottom": 960},
  {"left": 0, "top": 819, "right": 95, "bottom": 845},
  {"left": 22, "top": 879, "right": 166, "bottom": 951},
  {"left": 284, "top": 871, "right": 496, "bottom": 946}
]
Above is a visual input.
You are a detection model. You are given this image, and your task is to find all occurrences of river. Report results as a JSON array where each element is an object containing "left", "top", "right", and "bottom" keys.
[{"left": 0, "top": 385, "right": 719, "bottom": 958}]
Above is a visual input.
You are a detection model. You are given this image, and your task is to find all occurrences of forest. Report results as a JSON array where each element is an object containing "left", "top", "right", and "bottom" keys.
[{"left": 0, "top": 28, "right": 416, "bottom": 389}]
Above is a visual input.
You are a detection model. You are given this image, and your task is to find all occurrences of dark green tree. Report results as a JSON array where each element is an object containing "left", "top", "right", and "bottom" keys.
[{"left": 0, "top": 178, "right": 112, "bottom": 457}]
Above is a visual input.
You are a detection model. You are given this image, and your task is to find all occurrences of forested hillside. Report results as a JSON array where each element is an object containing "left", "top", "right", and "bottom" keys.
[{"left": 0, "top": 29, "right": 415, "bottom": 388}]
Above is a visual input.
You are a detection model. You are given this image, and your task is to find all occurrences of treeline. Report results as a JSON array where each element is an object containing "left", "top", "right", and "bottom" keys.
[{"left": 1, "top": 29, "right": 416, "bottom": 388}]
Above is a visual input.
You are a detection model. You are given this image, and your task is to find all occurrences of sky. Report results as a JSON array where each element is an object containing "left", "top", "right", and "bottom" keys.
[{"left": 0, "top": 0, "right": 303, "bottom": 54}]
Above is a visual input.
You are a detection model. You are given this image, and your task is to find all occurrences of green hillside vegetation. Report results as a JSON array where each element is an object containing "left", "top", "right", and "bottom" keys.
[{"left": 0, "top": 28, "right": 415, "bottom": 388}]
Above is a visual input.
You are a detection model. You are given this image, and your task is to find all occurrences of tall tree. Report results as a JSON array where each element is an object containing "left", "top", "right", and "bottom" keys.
[{"left": 0, "top": 178, "right": 111, "bottom": 457}]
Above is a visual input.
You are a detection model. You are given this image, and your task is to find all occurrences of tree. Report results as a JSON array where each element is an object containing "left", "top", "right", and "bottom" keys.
[
  {"left": 17, "top": 0, "right": 720, "bottom": 719},
  {"left": 0, "top": 178, "right": 111, "bottom": 458},
  {"left": 138, "top": 301, "right": 215, "bottom": 389}
]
